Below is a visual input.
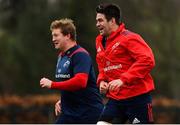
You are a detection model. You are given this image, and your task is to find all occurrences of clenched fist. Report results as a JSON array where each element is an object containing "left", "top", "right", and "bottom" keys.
[
  {"left": 40, "top": 77, "right": 52, "bottom": 89},
  {"left": 99, "top": 81, "right": 109, "bottom": 94}
]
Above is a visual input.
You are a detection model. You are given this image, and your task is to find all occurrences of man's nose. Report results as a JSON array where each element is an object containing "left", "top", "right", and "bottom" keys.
[
  {"left": 52, "top": 37, "right": 55, "bottom": 42},
  {"left": 96, "top": 22, "right": 100, "bottom": 27}
]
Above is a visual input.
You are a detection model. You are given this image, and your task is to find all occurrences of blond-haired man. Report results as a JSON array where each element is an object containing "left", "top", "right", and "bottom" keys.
[{"left": 40, "top": 18, "right": 103, "bottom": 124}]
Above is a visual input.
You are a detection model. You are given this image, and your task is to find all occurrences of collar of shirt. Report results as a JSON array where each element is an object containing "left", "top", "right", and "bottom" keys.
[{"left": 63, "top": 45, "right": 80, "bottom": 57}]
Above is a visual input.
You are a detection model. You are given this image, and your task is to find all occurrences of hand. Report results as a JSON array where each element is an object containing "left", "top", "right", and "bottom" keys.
[
  {"left": 40, "top": 77, "right": 52, "bottom": 89},
  {"left": 99, "top": 81, "right": 109, "bottom": 94},
  {"left": 55, "top": 100, "right": 61, "bottom": 116},
  {"left": 108, "top": 79, "right": 123, "bottom": 91}
]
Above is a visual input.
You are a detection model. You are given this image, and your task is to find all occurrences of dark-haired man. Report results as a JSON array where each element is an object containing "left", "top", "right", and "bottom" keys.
[{"left": 95, "top": 3, "right": 155, "bottom": 124}]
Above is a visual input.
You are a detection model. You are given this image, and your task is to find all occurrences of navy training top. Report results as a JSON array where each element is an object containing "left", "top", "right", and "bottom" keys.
[{"left": 55, "top": 45, "right": 103, "bottom": 118}]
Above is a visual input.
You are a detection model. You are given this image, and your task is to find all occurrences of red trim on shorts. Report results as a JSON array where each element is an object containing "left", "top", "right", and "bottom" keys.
[{"left": 147, "top": 103, "right": 154, "bottom": 122}]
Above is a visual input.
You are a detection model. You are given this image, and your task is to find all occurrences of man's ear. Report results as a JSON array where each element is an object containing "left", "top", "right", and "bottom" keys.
[
  {"left": 66, "top": 34, "right": 71, "bottom": 39},
  {"left": 109, "top": 17, "right": 116, "bottom": 25},
  {"left": 111, "top": 17, "right": 116, "bottom": 24}
]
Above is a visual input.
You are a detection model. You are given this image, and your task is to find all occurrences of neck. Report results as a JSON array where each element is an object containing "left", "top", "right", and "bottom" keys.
[
  {"left": 106, "top": 24, "right": 119, "bottom": 37},
  {"left": 63, "top": 40, "right": 77, "bottom": 52},
  {"left": 111, "top": 24, "right": 119, "bottom": 33}
]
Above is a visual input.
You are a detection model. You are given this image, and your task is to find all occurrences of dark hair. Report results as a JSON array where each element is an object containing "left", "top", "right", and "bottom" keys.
[{"left": 96, "top": 3, "right": 121, "bottom": 25}]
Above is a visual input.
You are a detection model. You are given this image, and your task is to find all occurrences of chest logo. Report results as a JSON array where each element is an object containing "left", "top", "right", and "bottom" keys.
[
  {"left": 58, "top": 69, "right": 61, "bottom": 73},
  {"left": 63, "top": 60, "right": 70, "bottom": 68},
  {"left": 112, "top": 42, "right": 120, "bottom": 50},
  {"left": 104, "top": 64, "right": 122, "bottom": 72}
]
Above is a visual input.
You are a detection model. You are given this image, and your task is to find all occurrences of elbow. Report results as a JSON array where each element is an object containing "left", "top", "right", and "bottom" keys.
[
  {"left": 149, "top": 57, "right": 155, "bottom": 68},
  {"left": 144, "top": 56, "right": 155, "bottom": 69},
  {"left": 75, "top": 73, "right": 88, "bottom": 89},
  {"left": 79, "top": 77, "right": 88, "bottom": 89}
]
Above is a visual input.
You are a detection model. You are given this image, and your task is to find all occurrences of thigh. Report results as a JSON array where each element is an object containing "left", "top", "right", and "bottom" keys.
[
  {"left": 98, "top": 99, "right": 127, "bottom": 123},
  {"left": 56, "top": 113, "right": 101, "bottom": 124},
  {"left": 127, "top": 103, "right": 154, "bottom": 124},
  {"left": 55, "top": 114, "right": 67, "bottom": 124},
  {"left": 55, "top": 114, "right": 74, "bottom": 124},
  {"left": 82, "top": 108, "right": 104, "bottom": 124}
]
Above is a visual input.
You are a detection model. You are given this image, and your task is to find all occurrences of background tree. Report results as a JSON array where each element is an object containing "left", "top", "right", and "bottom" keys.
[{"left": 0, "top": 0, "right": 179, "bottom": 100}]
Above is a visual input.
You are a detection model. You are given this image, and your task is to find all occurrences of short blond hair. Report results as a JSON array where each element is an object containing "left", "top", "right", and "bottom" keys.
[{"left": 50, "top": 18, "right": 76, "bottom": 41}]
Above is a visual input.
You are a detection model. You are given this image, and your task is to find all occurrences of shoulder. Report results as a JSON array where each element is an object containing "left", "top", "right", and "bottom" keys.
[
  {"left": 95, "top": 35, "right": 103, "bottom": 49},
  {"left": 118, "top": 30, "right": 144, "bottom": 45},
  {"left": 96, "top": 35, "right": 103, "bottom": 43},
  {"left": 69, "top": 47, "right": 89, "bottom": 57},
  {"left": 120, "top": 30, "right": 142, "bottom": 40},
  {"left": 71, "top": 47, "right": 91, "bottom": 60},
  {"left": 71, "top": 49, "right": 92, "bottom": 66}
]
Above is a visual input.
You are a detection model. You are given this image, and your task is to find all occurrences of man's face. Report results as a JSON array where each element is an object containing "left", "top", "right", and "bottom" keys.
[
  {"left": 51, "top": 28, "right": 68, "bottom": 50},
  {"left": 96, "top": 13, "right": 111, "bottom": 36}
]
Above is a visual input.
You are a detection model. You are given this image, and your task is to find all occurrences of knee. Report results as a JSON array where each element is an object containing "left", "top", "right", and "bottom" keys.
[{"left": 97, "top": 121, "right": 112, "bottom": 125}]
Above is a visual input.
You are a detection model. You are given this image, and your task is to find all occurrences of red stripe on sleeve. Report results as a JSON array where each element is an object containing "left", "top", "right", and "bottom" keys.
[{"left": 51, "top": 73, "right": 88, "bottom": 91}]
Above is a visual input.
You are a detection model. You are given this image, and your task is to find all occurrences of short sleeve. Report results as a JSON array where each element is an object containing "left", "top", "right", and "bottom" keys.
[{"left": 71, "top": 52, "right": 91, "bottom": 75}]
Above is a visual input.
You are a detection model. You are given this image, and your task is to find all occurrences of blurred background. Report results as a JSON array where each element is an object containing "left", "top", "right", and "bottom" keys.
[{"left": 0, "top": 0, "right": 180, "bottom": 123}]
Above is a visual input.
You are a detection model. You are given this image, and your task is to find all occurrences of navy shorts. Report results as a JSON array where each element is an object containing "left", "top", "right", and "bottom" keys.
[
  {"left": 55, "top": 108, "right": 103, "bottom": 124},
  {"left": 55, "top": 114, "right": 101, "bottom": 124},
  {"left": 98, "top": 93, "right": 154, "bottom": 124}
]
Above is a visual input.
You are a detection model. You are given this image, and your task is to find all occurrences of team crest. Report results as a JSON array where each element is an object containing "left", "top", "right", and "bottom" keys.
[
  {"left": 58, "top": 69, "right": 61, "bottom": 73},
  {"left": 63, "top": 60, "right": 70, "bottom": 68},
  {"left": 106, "top": 61, "right": 110, "bottom": 66}
]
